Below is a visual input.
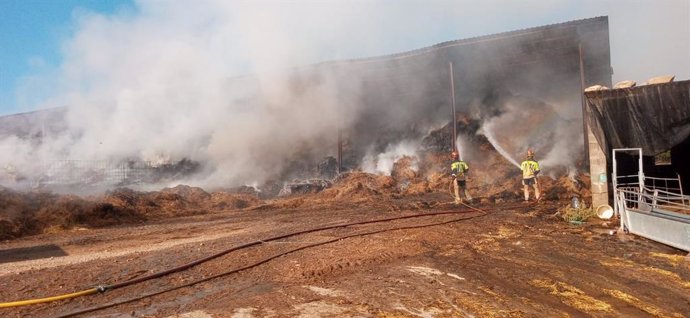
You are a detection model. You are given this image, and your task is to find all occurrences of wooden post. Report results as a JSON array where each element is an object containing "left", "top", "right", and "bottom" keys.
[
  {"left": 449, "top": 62, "right": 457, "bottom": 151},
  {"left": 579, "top": 43, "right": 590, "bottom": 167}
]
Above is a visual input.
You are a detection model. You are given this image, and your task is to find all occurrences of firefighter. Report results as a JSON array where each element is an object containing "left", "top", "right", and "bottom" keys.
[
  {"left": 520, "top": 149, "right": 541, "bottom": 202},
  {"left": 450, "top": 151, "right": 472, "bottom": 204}
]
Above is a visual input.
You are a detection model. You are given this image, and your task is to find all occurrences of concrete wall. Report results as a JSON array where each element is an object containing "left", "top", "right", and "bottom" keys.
[{"left": 588, "top": 126, "right": 609, "bottom": 208}]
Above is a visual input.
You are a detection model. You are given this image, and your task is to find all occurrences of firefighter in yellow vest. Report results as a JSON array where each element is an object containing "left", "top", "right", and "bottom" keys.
[
  {"left": 520, "top": 149, "right": 541, "bottom": 202},
  {"left": 450, "top": 151, "right": 472, "bottom": 204}
]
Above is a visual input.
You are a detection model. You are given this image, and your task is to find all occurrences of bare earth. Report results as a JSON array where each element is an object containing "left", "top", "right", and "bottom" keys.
[{"left": 1, "top": 192, "right": 689, "bottom": 318}]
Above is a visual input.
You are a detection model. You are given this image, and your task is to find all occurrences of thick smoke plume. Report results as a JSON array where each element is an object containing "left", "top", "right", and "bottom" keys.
[
  {"left": 476, "top": 96, "right": 582, "bottom": 173},
  {"left": 2, "top": 1, "right": 687, "bottom": 192},
  {"left": 362, "top": 140, "right": 420, "bottom": 176}
]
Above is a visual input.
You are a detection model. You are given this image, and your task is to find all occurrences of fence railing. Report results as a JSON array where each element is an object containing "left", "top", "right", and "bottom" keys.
[
  {"left": 617, "top": 186, "right": 690, "bottom": 215},
  {"left": 612, "top": 148, "right": 690, "bottom": 251},
  {"left": 35, "top": 160, "right": 156, "bottom": 187}
]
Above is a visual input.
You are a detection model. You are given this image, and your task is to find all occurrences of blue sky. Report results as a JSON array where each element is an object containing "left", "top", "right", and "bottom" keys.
[
  {"left": 0, "top": 0, "right": 133, "bottom": 114},
  {"left": 0, "top": 0, "right": 688, "bottom": 116}
]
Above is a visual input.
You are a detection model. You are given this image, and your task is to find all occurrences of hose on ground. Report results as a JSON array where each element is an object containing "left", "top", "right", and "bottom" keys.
[
  {"left": 0, "top": 289, "right": 99, "bottom": 308},
  {"left": 55, "top": 210, "right": 488, "bottom": 318},
  {"left": 1, "top": 206, "right": 489, "bottom": 309},
  {"left": 448, "top": 178, "right": 543, "bottom": 209},
  {"left": 447, "top": 178, "right": 482, "bottom": 212}
]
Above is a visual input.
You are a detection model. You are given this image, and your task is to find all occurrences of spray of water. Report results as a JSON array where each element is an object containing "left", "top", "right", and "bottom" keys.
[
  {"left": 479, "top": 127, "right": 520, "bottom": 168},
  {"left": 454, "top": 135, "right": 465, "bottom": 161}
]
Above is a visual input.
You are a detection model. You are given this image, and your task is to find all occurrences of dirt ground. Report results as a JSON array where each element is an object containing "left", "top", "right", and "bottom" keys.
[
  {"left": 1, "top": 188, "right": 689, "bottom": 318},
  {"left": 0, "top": 133, "right": 687, "bottom": 317}
]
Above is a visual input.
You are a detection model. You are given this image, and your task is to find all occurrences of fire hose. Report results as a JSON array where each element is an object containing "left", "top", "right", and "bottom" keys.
[
  {"left": 55, "top": 210, "right": 488, "bottom": 318},
  {"left": 1, "top": 206, "right": 492, "bottom": 311},
  {"left": 448, "top": 178, "right": 542, "bottom": 206},
  {"left": 0, "top": 289, "right": 101, "bottom": 308}
]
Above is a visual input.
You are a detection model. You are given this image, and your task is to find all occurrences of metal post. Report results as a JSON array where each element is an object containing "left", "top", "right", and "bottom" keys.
[
  {"left": 637, "top": 149, "right": 644, "bottom": 194},
  {"left": 579, "top": 43, "right": 590, "bottom": 167},
  {"left": 337, "top": 129, "right": 343, "bottom": 174},
  {"left": 449, "top": 62, "right": 457, "bottom": 151},
  {"left": 613, "top": 149, "right": 618, "bottom": 216},
  {"left": 678, "top": 174, "right": 685, "bottom": 206}
]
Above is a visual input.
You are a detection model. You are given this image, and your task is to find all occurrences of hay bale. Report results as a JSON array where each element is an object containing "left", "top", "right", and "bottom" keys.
[
  {"left": 34, "top": 195, "right": 85, "bottom": 230},
  {"left": 613, "top": 80, "right": 636, "bottom": 89},
  {"left": 405, "top": 180, "right": 431, "bottom": 194},
  {"left": 161, "top": 185, "right": 210, "bottom": 203},
  {"left": 391, "top": 156, "right": 418, "bottom": 181},
  {"left": 584, "top": 85, "right": 609, "bottom": 92},
  {"left": 319, "top": 172, "right": 388, "bottom": 200},
  {"left": 208, "top": 192, "right": 261, "bottom": 210},
  {"left": 103, "top": 188, "right": 142, "bottom": 207},
  {"left": 427, "top": 172, "right": 450, "bottom": 192},
  {"left": 149, "top": 191, "right": 187, "bottom": 212},
  {"left": 0, "top": 218, "right": 16, "bottom": 240},
  {"left": 646, "top": 75, "right": 675, "bottom": 85}
]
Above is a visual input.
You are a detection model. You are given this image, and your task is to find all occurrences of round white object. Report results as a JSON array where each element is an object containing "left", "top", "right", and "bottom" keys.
[{"left": 596, "top": 205, "right": 614, "bottom": 219}]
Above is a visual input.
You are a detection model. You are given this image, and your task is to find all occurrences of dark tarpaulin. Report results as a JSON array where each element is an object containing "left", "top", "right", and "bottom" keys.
[{"left": 584, "top": 80, "right": 690, "bottom": 158}]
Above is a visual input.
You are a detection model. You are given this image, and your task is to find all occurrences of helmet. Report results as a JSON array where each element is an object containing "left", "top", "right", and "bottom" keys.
[
  {"left": 527, "top": 149, "right": 535, "bottom": 158},
  {"left": 451, "top": 151, "right": 459, "bottom": 159}
]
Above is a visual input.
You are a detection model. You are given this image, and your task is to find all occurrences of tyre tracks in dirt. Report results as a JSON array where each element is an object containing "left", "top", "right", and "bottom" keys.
[
  {"left": 2, "top": 200, "right": 689, "bottom": 317},
  {"left": 1, "top": 202, "right": 494, "bottom": 316}
]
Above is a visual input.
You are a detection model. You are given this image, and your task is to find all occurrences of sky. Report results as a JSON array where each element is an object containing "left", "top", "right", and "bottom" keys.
[
  {"left": 0, "top": 0, "right": 135, "bottom": 114},
  {"left": 0, "top": 0, "right": 688, "bottom": 116}
]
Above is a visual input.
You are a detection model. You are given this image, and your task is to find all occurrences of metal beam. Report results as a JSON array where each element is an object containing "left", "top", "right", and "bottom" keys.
[{"left": 449, "top": 62, "right": 457, "bottom": 151}]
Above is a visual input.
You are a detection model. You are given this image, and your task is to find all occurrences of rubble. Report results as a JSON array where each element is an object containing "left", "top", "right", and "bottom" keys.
[{"left": 278, "top": 179, "right": 332, "bottom": 196}]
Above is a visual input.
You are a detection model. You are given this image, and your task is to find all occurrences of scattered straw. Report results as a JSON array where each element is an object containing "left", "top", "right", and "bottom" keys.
[
  {"left": 603, "top": 289, "right": 685, "bottom": 318},
  {"left": 558, "top": 202, "right": 595, "bottom": 223},
  {"left": 529, "top": 279, "right": 612, "bottom": 313},
  {"left": 649, "top": 252, "right": 686, "bottom": 267},
  {"left": 600, "top": 258, "right": 690, "bottom": 288}
]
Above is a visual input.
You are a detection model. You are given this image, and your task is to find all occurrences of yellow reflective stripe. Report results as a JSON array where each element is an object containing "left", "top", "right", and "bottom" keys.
[
  {"left": 521, "top": 160, "right": 539, "bottom": 171},
  {"left": 451, "top": 161, "right": 468, "bottom": 173}
]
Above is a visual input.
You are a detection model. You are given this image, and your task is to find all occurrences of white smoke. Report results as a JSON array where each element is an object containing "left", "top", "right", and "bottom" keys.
[
  {"left": 361, "top": 140, "right": 420, "bottom": 176},
  {"left": 539, "top": 120, "right": 583, "bottom": 170},
  {"left": 2, "top": 0, "right": 687, "bottom": 191},
  {"left": 477, "top": 96, "right": 583, "bottom": 174},
  {"left": 2, "top": 1, "right": 370, "bottom": 188}
]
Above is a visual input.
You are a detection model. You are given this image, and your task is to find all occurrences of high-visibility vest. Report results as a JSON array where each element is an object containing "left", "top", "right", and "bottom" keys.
[
  {"left": 521, "top": 160, "right": 540, "bottom": 179},
  {"left": 451, "top": 160, "right": 469, "bottom": 180}
]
